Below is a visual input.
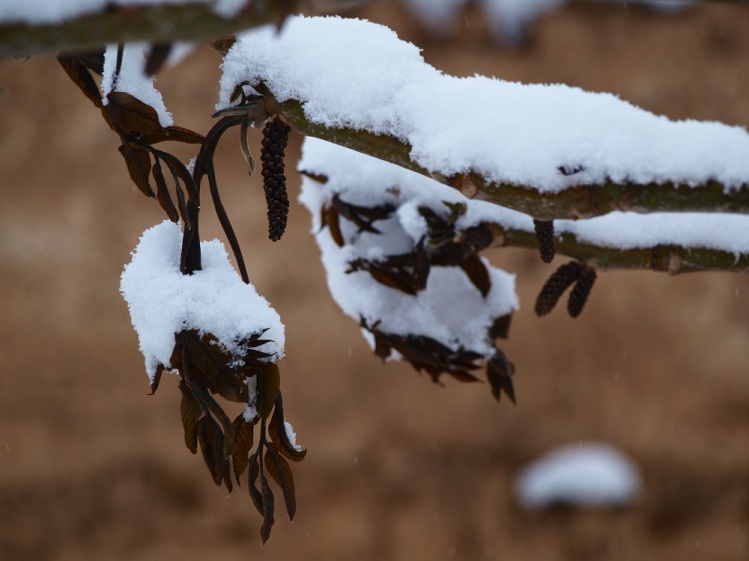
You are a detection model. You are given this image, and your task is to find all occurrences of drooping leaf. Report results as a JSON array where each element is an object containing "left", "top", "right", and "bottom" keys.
[
  {"left": 197, "top": 415, "right": 229, "bottom": 486},
  {"left": 118, "top": 142, "right": 154, "bottom": 197},
  {"left": 326, "top": 206, "right": 345, "bottom": 247},
  {"left": 105, "top": 91, "right": 165, "bottom": 135},
  {"left": 256, "top": 363, "right": 281, "bottom": 420},
  {"left": 232, "top": 415, "right": 255, "bottom": 486},
  {"left": 331, "top": 195, "right": 394, "bottom": 234},
  {"left": 489, "top": 314, "right": 512, "bottom": 340},
  {"left": 57, "top": 53, "right": 103, "bottom": 108},
  {"left": 142, "top": 125, "right": 205, "bottom": 146},
  {"left": 264, "top": 447, "right": 297, "bottom": 521},
  {"left": 179, "top": 379, "right": 202, "bottom": 454},
  {"left": 268, "top": 394, "right": 307, "bottom": 462},
  {"left": 259, "top": 463, "right": 275, "bottom": 545},
  {"left": 148, "top": 365, "right": 164, "bottom": 395},
  {"left": 158, "top": 150, "right": 200, "bottom": 204},
  {"left": 152, "top": 158, "right": 179, "bottom": 223},
  {"left": 367, "top": 266, "right": 419, "bottom": 295},
  {"left": 173, "top": 330, "right": 249, "bottom": 403},
  {"left": 460, "top": 255, "right": 491, "bottom": 297},
  {"left": 486, "top": 352, "right": 516, "bottom": 404},
  {"left": 144, "top": 42, "right": 172, "bottom": 76},
  {"left": 248, "top": 451, "right": 264, "bottom": 516}
]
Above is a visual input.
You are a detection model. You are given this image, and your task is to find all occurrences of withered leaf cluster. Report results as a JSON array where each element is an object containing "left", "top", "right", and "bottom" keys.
[
  {"left": 58, "top": 55, "right": 306, "bottom": 543},
  {"left": 57, "top": 50, "right": 204, "bottom": 227},
  {"left": 152, "top": 329, "right": 305, "bottom": 544},
  {"left": 317, "top": 189, "right": 515, "bottom": 402}
]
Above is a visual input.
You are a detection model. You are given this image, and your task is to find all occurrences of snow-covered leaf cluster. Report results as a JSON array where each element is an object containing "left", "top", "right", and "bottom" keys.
[{"left": 120, "top": 220, "right": 284, "bottom": 382}]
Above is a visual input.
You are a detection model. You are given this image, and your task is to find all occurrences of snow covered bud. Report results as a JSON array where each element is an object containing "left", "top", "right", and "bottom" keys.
[
  {"left": 261, "top": 115, "right": 291, "bottom": 241},
  {"left": 533, "top": 219, "right": 555, "bottom": 263}
]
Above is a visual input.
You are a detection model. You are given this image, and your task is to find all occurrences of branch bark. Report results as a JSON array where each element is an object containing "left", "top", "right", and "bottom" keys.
[
  {"left": 492, "top": 226, "right": 749, "bottom": 274},
  {"left": 0, "top": 1, "right": 303, "bottom": 58},
  {"left": 255, "top": 83, "right": 749, "bottom": 221}
]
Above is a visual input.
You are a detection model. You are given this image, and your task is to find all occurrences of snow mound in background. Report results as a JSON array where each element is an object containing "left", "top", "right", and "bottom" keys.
[{"left": 515, "top": 443, "right": 642, "bottom": 509}]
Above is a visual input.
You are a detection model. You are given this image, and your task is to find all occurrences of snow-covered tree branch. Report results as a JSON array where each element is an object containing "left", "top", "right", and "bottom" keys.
[{"left": 4, "top": 0, "right": 749, "bottom": 546}]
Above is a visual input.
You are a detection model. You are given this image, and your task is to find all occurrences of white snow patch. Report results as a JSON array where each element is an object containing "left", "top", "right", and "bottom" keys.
[
  {"left": 120, "top": 220, "right": 284, "bottom": 381},
  {"left": 515, "top": 443, "right": 642, "bottom": 509},
  {"left": 298, "top": 138, "right": 518, "bottom": 358},
  {"left": 220, "top": 15, "right": 749, "bottom": 193},
  {"left": 300, "top": 137, "right": 749, "bottom": 256}
]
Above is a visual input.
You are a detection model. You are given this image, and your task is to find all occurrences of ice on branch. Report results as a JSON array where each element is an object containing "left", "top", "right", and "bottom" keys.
[
  {"left": 299, "top": 137, "right": 518, "bottom": 362},
  {"left": 515, "top": 443, "right": 642, "bottom": 509},
  {"left": 120, "top": 220, "right": 284, "bottom": 381},
  {"left": 0, "top": 0, "right": 249, "bottom": 26},
  {"left": 219, "top": 15, "right": 749, "bottom": 194}
]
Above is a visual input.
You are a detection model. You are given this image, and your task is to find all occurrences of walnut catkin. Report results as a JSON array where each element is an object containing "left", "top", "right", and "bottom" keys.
[
  {"left": 534, "top": 261, "right": 583, "bottom": 316},
  {"left": 533, "top": 219, "right": 555, "bottom": 263},
  {"left": 567, "top": 266, "right": 597, "bottom": 318},
  {"left": 261, "top": 116, "right": 291, "bottom": 241}
]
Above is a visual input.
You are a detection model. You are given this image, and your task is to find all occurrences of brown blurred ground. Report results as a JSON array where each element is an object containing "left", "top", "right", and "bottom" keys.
[{"left": 1, "top": 2, "right": 748, "bottom": 560}]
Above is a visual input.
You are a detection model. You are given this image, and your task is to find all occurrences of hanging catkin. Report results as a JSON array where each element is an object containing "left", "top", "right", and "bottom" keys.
[{"left": 261, "top": 116, "right": 291, "bottom": 241}]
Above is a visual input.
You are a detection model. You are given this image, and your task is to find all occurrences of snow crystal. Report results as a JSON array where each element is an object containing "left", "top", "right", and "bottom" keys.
[
  {"left": 220, "top": 15, "right": 749, "bottom": 192},
  {"left": 120, "top": 220, "right": 284, "bottom": 381},
  {"left": 284, "top": 420, "right": 304, "bottom": 452},
  {"left": 515, "top": 443, "right": 642, "bottom": 509},
  {"left": 0, "top": 0, "right": 251, "bottom": 26},
  {"left": 102, "top": 44, "right": 173, "bottom": 128}
]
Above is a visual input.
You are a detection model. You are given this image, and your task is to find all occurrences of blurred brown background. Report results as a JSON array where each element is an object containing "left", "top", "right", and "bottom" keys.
[{"left": 1, "top": 2, "right": 748, "bottom": 560}]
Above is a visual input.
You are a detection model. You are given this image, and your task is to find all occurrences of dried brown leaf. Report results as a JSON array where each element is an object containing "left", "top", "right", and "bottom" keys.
[
  {"left": 268, "top": 394, "right": 307, "bottom": 462},
  {"left": 57, "top": 53, "right": 103, "bottom": 108},
  {"left": 152, "top": 158, "right": 179, "bottom": 223},
  {"left": 249, "top": 451, "right": 264, "bottom": 516},
  {"left": 179, "top": 379, "right": 202, "bottom": 454},
  {"left": 461, "top": 255, "right": 491, "bottom": 297},
  {"left": 232, "top": 415, "right": 254, "bottom": 486},
  {"left": 256, "top": 363, "right": 281, "bottom": 420},
  {"left": 264, "top": 448, "right": 297, "bottom": 521},
  {"left": 118, "top": 142, "right": 154, "bottom": 198},
  {"left": 105, "top": 91, "right": 165, "bottom": 135}
]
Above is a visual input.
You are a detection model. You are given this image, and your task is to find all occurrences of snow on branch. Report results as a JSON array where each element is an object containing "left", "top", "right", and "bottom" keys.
[
  {"left": 300, "top": 137, "right": 749, "bottom": 274},
  {"left": 218, "top": 15, "right": 749, "bottom": 220},
  {"left": 0, "top": 0, "right": 296, "bottom": 57}
]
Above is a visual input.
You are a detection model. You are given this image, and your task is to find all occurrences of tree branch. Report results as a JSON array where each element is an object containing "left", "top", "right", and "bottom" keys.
[
  {"left": 0, "top": 1, "right": 303, "bottom": 58},
  {"left": 492, "top": 226, "right": 749, "bottom": 274},
  {"left": 256, "top": 83, "right": 749, "bottom": 220}
]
